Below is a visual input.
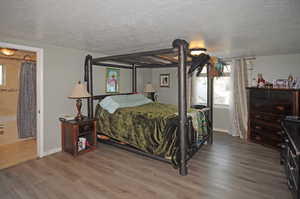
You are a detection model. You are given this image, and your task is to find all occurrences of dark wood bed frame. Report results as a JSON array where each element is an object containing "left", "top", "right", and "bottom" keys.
[{"left": 84, "top": 39, "right": 214, "bottom": 176}]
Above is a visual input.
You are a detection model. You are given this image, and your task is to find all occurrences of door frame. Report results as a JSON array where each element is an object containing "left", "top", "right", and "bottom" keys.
[{"left": 0, "top": 42, "right": 44, "bottom": 157}]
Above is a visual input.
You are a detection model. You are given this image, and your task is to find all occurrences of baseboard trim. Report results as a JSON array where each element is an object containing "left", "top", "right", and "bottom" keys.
[
  {"left": 213, "top": 128, "right": 229, "bottom": 133},
  {"left": 40, "top": 129, "right": 228, "bottom": 157},
  {"left": 41, "top": 147, "right": 62, "bottom": 157}
]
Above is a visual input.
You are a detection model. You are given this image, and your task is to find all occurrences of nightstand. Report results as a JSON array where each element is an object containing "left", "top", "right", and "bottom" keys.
[{"left": 59, "top": 117, "right": 97, "bottom": 156}]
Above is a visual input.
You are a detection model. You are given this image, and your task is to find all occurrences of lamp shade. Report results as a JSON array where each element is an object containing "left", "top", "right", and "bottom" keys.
[
  {"left": 69, "top": 81, "right": 91, "bottom": 99},
  {"left": 144, "top": 83, "right": 155, "bottom": 93}
]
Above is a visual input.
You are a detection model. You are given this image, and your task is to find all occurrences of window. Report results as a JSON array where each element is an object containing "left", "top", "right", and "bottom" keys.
[
  {"left": 192, "top": 65, "right": 231, "bottom": 106},
  {"left": 0, "top": 64, "right": 4, "bottom": 86}
]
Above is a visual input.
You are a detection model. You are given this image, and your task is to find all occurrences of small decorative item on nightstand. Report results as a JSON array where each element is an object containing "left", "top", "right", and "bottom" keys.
[{"left": 59, "top": 117, "right": 96, "bottom": 156}]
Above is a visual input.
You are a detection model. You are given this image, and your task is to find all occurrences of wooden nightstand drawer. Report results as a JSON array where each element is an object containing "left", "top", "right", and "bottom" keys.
[{"left": 79, "top": 123, "right": 94, "bottom": 134}]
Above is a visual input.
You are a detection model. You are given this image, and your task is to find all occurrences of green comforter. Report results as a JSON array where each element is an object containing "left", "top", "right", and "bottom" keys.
[{"left": 95, "top": 102, "right": 207, "bottom": 163}]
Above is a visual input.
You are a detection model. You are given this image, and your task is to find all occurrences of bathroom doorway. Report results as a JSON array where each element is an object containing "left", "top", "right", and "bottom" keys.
[{"left": 0, "top": 43, "right": 43, "bottom": 169}]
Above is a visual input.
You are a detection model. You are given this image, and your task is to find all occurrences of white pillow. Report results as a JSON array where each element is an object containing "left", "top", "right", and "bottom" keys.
[{"left": 99, "top": 94, "right": 152, "bottom": 113}]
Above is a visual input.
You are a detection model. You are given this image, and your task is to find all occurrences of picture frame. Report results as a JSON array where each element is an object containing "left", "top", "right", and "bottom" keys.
[
  {"left": 106, "top": 67, "right": 120, "bottom": 93},
  {"left": 160, "top": 74, "right": 170, "bottom": 87},
  {"left": 273, "top": 79, "right": 288, "bottom": 89}
]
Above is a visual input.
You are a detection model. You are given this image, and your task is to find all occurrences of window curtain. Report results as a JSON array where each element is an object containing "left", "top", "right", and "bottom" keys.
[
  {"left": 17, "top": 61, "right": 36, "bottom": 138},
  {"left": 229, "top": 58, "right": 248, "bottom": 139}
]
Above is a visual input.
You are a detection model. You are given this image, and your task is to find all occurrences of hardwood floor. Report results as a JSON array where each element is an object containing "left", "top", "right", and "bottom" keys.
[
  {"left": 0, "top": 133, "right": 291, "bottom": 199},
  {"left": 0, "top": 139, "right": 36, "bottom": 170}
]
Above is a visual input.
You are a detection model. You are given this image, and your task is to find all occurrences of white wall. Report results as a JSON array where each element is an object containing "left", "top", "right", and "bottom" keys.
[
  {"left": 42, "top": 47, "right": 103, "bottom": 153},
  {"left": 93, "top": 67, "right": 132, "bottom": 94},
  {"left": 152, "top": 68, "right": 178, "bottom": 105},
  {"left": 0, "top": 36, "right": 135, "bottom": 155},
  {"left": 92, "top": 67, "right": 150, "bottom": 94},
  {"left": 251, "top": 53, "right": 300, "bottom": 83},
  {"left": 213, "top": 108, "right": 230, "bottom": 132}
]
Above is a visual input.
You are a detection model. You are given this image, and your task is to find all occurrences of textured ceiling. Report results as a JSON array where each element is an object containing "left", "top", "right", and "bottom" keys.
[{"left": 0, "top": 0, "right": 300, "bottom": 57}]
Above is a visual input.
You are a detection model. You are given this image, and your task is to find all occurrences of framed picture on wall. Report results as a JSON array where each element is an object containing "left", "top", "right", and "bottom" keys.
[
  {"left": 106, "top": 68, "right": 120, "bottom": 93},
  {"left": 160, "top": 74, "right": 170, "bottom": 87}
]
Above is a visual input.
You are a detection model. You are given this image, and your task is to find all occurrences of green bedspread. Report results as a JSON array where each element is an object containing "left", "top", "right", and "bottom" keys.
[{"left": 95, "top": 102, "right": 207, "bottom": 163}]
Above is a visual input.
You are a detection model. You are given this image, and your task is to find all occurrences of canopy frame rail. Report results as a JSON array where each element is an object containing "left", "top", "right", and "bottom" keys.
[{"left": 83, "top": 39, "right": 214, "bottom": 176}]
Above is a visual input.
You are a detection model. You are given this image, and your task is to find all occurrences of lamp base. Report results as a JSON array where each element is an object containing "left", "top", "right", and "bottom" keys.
[
  {"left": 75, "top": 114, "right": 84, "bottom": 121},
  {"left": 75, "top": 99, "right": 84, "bottom": 120}
]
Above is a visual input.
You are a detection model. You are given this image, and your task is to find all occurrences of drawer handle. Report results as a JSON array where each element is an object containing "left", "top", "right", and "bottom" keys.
[
  {"left": 288, "top": 163, "right": 296, "bottom": 171},
  {"left": 285, "top": 139, "right": 289, "bottom": 143},
  {"left": 291, "top": 152, "right": 297, "bottom": 159},
  {"left": 255, "top": 126, "right": 262, "bottom": 130},
  {"left": 255, "top": 136, "right": 261, "bottom": 141},
  {"left": 290, "top": 167, "right": 295, "bottom": 171},
  {"left": 277, "top": 131, "right": 282, "bottom": 135},
  {"left": 287, "top": 178, "right": 294, "bottom": 190},
  {"left": 289, "top": 148, "right": 297, "bottom": 159},
  {"left": 83, "top": 126, "right": 90, "bottom": 131},
  {"left": 275, "top": 106, "right": 285, "bottom": 111}
]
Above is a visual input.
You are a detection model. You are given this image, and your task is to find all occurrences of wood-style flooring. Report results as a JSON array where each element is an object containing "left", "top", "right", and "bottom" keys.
[
  {"left": 0, "top": 139, "right": 36, "bottom": 170},
  {"left": 0, "top": 133, "right": 291, "bottom": 199}
]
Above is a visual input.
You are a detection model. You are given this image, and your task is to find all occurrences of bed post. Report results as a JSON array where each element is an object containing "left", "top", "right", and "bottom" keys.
[
  {"left": 207, "top": 65, "right": 214, "bottom": 144},
  {"left": 85, "top": 55, "right": 93, "bottom": 118},
  {"left": 132, "top": 64, "right": 137, "bottom": 93},
  {"left": 173, "top": 39, "right": 189, "bottom": 176}
]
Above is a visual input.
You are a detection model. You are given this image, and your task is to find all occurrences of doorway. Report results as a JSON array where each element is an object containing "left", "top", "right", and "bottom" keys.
[{"left": 0, "top": 42, "right": 43, "bottom": 169}]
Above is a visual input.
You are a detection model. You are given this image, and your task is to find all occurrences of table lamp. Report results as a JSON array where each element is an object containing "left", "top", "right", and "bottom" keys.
[
  {"left": 144, "top": 83, "right": 156, "bottom": 101},
  {"left": 69, "top": 81, "right": 91, "bottom": 120}
]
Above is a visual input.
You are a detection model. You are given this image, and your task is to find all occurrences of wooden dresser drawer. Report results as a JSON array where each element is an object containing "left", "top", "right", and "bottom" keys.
[
  {"left": 251, "top": 118, "right": 281, "bottom": 131},
  {"left": 250, "top": 131, "right": 281, "bottom": 147},
  {"left": 270, "top": 90, "right": 293, "bottom": 102},
  {"left": 250, "top": 89, "right": 268, "bottom": 100},
  {"left": 271, "top": 103, "right": 293, "bottom": 115},
  {"left": 250, "top": 100, "right": 271, "bottom": 113},
  {"left": 250, "top": 112, "right": 283, "bottom": 124}
]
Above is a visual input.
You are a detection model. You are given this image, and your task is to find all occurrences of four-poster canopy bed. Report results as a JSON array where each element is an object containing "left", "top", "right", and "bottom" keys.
[{"left": 84, "top": 39, "right": 214, "bottom": 176}]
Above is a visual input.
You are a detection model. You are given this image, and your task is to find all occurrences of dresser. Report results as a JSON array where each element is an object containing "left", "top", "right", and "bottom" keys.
[{"left": 247, "top": 88, "right": 300, "bottom": 148}]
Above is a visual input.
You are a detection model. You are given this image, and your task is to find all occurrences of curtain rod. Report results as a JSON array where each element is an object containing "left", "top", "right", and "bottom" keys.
[{"left": 221, "top": 56, "right": 256, "bottom": 62}]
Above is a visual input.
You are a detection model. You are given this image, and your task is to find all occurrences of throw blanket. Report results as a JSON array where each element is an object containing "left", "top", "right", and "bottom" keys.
[
  {"left": 95, "top": 102, "right": 208, "bottom": 165},
  {"left": 187, "top": 108, "right": 209, "bottom": 140}
]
